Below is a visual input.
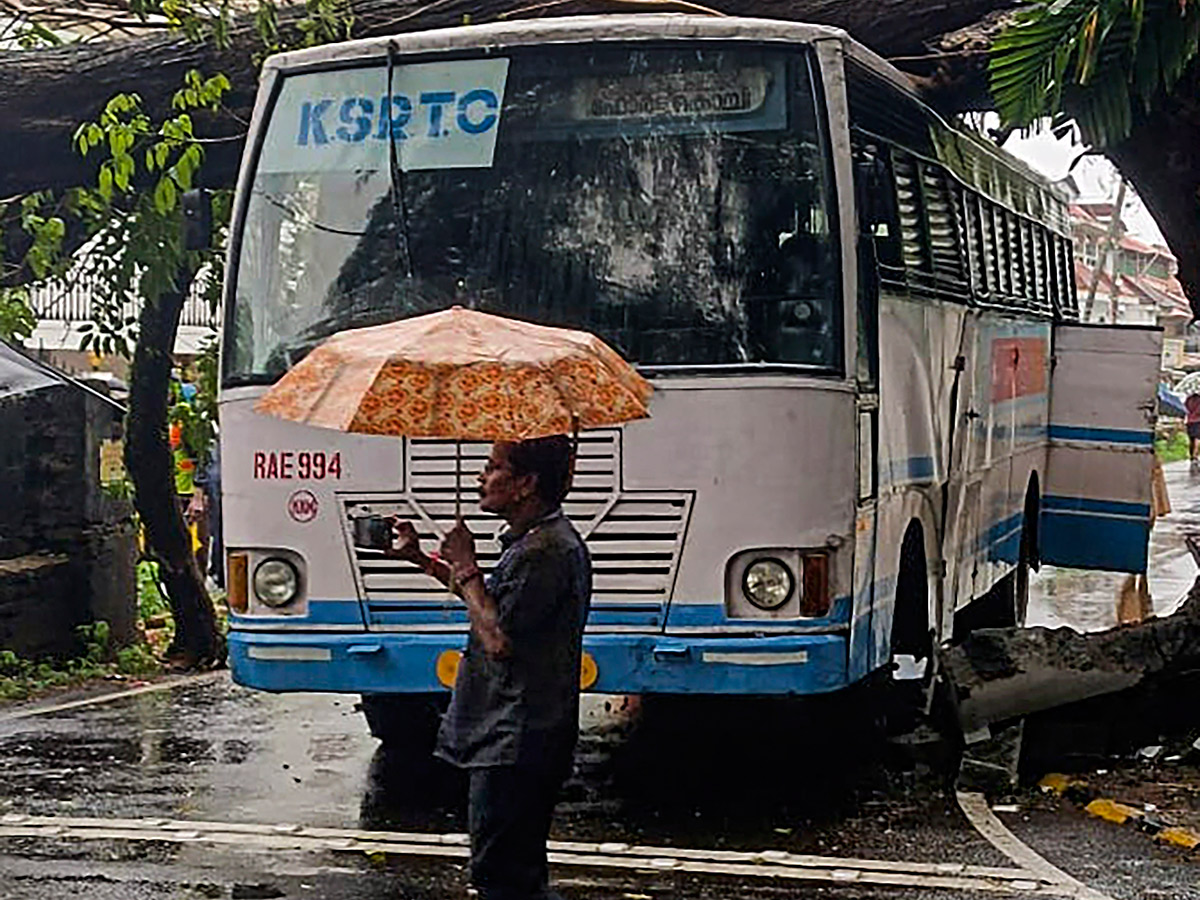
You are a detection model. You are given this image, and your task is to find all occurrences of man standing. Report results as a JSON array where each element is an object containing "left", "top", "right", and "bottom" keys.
[{"left": 388, "top": 435, "right": 591, "bottom": 900}]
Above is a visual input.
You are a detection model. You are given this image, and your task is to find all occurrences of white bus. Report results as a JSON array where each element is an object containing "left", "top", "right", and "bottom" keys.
[{"left": 220, "top": 15, "right": 1161, "bottom": 742}]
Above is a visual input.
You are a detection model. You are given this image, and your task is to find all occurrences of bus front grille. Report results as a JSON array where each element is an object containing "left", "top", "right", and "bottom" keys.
[{"left": 340, "top": 431, "right": 693, "bottom": 622}]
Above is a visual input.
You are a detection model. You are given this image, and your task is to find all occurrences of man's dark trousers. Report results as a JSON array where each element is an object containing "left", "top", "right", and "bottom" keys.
[{"left": 468, "top": 757, "right": 571, "bottom": 900}]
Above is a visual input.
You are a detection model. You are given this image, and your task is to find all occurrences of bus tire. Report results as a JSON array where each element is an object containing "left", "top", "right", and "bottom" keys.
[{"left": 360, "top": 693, "right": 447, "bottom": 752}]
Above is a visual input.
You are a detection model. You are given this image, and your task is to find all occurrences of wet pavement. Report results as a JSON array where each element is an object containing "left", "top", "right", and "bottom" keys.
[
  {"left": 1028, "top": 459, "right": 1200, "bottom": 631},
  {"left": 3, "top": 464, "right": 1200, "bottom": 897},
  {"left": 1, "top": 675, "right": 1197, "bottom": 898}
]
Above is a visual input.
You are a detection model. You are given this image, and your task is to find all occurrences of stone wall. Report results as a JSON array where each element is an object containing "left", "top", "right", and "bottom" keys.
[{"left": 0, "top": 376, "right": 136, "bottom": 659}]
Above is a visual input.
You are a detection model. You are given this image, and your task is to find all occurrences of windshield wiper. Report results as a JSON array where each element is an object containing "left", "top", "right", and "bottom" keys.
[{"left": 254, "top": 190, "right": 369, "bottom": 237}]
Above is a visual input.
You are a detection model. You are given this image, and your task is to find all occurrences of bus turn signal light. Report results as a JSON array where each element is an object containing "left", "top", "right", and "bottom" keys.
[
  {"left": 800, "top": 554, "right": 830, "bottom": 618},
  {"left": 436, "top": 650, "right": 463, "bottom": 687},
  {"left": 580, "top": 652, "right": 598, "bottom": 689},
  {"left": 227, "top": 553, "right": 249, "bottom": 614}
]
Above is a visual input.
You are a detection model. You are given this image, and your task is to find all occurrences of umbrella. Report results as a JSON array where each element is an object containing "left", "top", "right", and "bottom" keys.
[
  {"left": 1158, "top": 383, "right": 1186, "bottom": 419},
  {"left": 255, "top": 306, "right": 653, "bottom": 517},
  {"left": 1174, "top": 371, "right": 1200, "bottom": 397}
]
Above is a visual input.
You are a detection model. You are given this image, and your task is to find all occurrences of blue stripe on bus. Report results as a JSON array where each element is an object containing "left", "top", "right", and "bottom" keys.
[
  {"left": 666, "top": 595, "right": 851, "bottom": 628},
  {"left": 229, "top": 599, "right": 366, "bottom": 627},
  {"left": 881, "top": 455, "right": 936, "bottom": 486},
  {"left": 1040, "top": 511, "right": 1150, "bottom": 573},
  {"left": 1041, "top": 495, "right": 1152, "bottom": 517},
  {"left": 358, "top": 599, "right": 853, "bottom": 629},
  {"left": 1048, "top": 425, "right": 1153, "bottom": 445},
  {"left": 228, "top": 630, "right": 853, "bottom": 696}
]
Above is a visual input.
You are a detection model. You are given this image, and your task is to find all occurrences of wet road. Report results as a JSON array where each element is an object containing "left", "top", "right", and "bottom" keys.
[
  {"left": 3, "top": 464, "right": 1200, "bottom": 898},
  {"left": 1, "top": 676, "right": 1197, "bottom": 899},
  {"left": 1028, "top": 459, "right": 1200, "bottom": 631}
]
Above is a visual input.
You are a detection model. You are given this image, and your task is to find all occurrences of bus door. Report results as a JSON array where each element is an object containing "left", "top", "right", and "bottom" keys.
[
  {"left": 848, "top": 142, "right": 883, "bottom": 679},
  {"left": 1041, "top": 323, "right": 1162, "bottom": 572}
]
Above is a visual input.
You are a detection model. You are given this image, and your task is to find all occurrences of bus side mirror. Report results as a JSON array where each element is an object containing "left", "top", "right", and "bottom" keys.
[{"left": 182, "top": 188, "right": 213, "bottom": 251}]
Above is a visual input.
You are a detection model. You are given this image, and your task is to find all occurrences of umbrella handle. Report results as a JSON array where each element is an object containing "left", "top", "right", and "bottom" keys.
[
  {"left": 455, "top": 439, "right": 462, "bottom": 521},
  {"left": 568, "top": 417, "right": 580, "bottom": 493},
  {"left": 451, "top": 438, "right": 462, "bottom": 598}
]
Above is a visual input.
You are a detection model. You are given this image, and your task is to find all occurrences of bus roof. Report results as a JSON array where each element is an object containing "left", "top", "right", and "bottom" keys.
[
  {"left": 262, "top": 15, "right": 850, "bottom": 72},
  {"left": 260, "top": 14, "right": 1066, "bottom": 206}
]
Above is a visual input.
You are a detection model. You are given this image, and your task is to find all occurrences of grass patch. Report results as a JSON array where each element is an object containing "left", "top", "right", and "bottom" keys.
[
  {"left": 0, "top": 621, "right": 162, "bottom": 701},
  {"left": 1156, "top": 430, "right": 1190, "bottom": 464}
]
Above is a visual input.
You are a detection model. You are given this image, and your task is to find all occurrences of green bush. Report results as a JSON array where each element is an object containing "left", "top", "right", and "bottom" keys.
[
  {"left": 137, "top": 560, "right": 171, "bottom": 619},
  {"left": 1156, "top": 430, "right": 1190, "bottom": 464},
  {"left": 0, "top": 617, "right": 164, "bottom": 702}
]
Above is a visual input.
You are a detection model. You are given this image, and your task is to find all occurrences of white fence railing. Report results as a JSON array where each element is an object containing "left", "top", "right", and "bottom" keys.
[{"left": 27, "top": 275, "right": 216, "bottom": 331}]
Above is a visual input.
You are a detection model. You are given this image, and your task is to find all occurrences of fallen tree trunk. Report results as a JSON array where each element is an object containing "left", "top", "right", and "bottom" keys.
[
  {"left": 4, "top": 0, "right": 1199, "bottom": 312},
  {"left": 0, "top": 0, "right": 1019, "bottom": 199},
  {"left": 945, "top": 585, "right": 1200, "bottom": 735}
]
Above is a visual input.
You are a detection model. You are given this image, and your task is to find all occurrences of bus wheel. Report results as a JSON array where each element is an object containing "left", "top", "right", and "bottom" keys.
[{"left": 360, "top": 693, "right": 447, "bottom": 752}]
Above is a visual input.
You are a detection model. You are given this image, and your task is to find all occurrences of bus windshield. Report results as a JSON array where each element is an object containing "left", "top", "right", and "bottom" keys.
[{"left": 225, "top": 44, "right": 840, "bottom": 383}]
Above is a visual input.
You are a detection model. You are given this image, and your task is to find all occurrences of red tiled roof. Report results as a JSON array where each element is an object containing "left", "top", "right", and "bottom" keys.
[
  {"left": 1075, "top": 262, "right": 1193, "bottom": 320},
  {"left": 1075, "top": 260, "right": 1116, "bottom": 295}
]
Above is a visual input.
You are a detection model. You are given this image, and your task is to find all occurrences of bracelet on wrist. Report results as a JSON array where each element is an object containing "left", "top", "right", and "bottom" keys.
[{"left": 455, "top": 566, "right": 483, "bottom": 586}]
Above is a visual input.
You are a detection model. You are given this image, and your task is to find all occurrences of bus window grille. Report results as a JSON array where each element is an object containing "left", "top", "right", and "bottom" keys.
[
  {"left": 1043, "top": 229, "right": 1059, "bottom": 314},
  {"left": 1037, "top": 227, "right": 1055, "bottom": 313},
  {"left": 989, "top": 204, "right": 1008, "bottom": 297},
  {"left": 1059, "top": 238, "right": 1080, "bottom": 319},
  {"left": 891, "top": 153, "right": 929, "bottom": 277},
  {"left": 1021, "top": 220, "right": 1038, "bottom": 306},
  {"left": 341, "top": 431, "right": 693, "bottom": 613},
  {"left": 1003, "top": 211, "right": 1023, "bottom": 299},
  {"left": 963, "top": 193, "right": 987, "bottom": 297},
  {"left": 920, "top": 165, "right": 968, "bottom": 292}
]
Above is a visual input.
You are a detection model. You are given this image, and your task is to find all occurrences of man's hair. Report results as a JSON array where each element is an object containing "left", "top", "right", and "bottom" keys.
[{"left": 507, "top": 434, "right": 574, "bottom": 506}]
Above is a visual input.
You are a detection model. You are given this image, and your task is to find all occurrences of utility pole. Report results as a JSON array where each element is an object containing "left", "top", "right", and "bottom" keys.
[{"left": 1084, "top": 178, "right": 1127, "bottom": 323}]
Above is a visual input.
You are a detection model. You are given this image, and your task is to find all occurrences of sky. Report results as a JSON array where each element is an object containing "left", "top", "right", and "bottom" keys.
[{"left": 999, "top": 122, "right": 1167, "bottom": 246}]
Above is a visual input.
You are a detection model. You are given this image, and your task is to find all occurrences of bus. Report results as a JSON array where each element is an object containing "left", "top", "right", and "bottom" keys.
[{"left": 220, "top": 14, "right": 1162, "bottom": 743}]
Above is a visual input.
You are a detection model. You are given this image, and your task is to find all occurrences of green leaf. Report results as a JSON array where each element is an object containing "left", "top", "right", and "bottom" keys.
[
  {"left": 98, "top": 166, "right": 114, "bottom": 202},
  {"left": 152, "top": 176, "right": 177, "bottom": 214}
]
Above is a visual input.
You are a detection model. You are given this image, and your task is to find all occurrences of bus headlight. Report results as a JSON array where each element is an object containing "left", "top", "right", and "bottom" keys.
[
  {"left": 253, "top": 558, "right": 300, "bottom": 607},
  {"left": 742, "top": 558, "right": 795, "bottom": 610}
]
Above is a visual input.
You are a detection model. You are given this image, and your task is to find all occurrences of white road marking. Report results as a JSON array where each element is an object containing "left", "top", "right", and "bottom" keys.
[
  {"left": 0, "top": 671, "right": 226, "bottom": 724},
  {"left": 0, "top": 812, "right": 1076, "bottom": 895},
  {"left": 957, "top": 791, "right": 1117, "bottom": 900}
]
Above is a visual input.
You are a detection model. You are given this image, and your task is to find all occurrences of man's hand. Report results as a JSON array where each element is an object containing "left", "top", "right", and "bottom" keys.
[
  {"left": 388, "top": 519, "right": 425, "bottom": 565},
  {"left": 440, "top": 519, "right": 478, "bottom": 572}
]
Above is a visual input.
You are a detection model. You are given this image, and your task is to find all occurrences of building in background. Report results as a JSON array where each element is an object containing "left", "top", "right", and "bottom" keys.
[
  {"left": 24, "top": 271, "right": 216, "bottom": 379},
  {"left": 1070, "top": 202, "right": 1192, "bottom": 332},
  {"left": 1069, "top": 201, "right": 1192, "bottom": 373}
]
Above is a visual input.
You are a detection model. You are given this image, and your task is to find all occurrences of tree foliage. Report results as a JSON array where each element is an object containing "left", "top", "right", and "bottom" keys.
[
  {"left": 69, "top": 71, "right": 230, "bottom": 356},
  {"left": 991, "top": 0, "right": 1200, "bottom": 145}
]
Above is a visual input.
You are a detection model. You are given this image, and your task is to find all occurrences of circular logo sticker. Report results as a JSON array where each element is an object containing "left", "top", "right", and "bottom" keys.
[{"left": 287, "top": 489, "right": 319, "bottom": 523}]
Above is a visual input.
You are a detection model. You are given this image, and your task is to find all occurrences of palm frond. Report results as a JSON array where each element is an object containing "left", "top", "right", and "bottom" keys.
[{"left": 990, "top": 0, "right": 1200, "bottom": 147}]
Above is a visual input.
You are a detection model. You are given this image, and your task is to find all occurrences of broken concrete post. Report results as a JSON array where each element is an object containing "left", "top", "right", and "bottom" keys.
[{"left": 943, "top": 585, "right": 1200, "bottom": 735}]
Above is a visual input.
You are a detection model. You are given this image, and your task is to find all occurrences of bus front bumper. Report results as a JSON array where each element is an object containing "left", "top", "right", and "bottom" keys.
[{"left": 228, "top": 630, "right": 850, "bottom": 695}]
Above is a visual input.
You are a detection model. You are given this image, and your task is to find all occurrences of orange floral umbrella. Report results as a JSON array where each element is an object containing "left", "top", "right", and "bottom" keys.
[{"left": 255, "top": 306, "right": 652, "bottom": 442}]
